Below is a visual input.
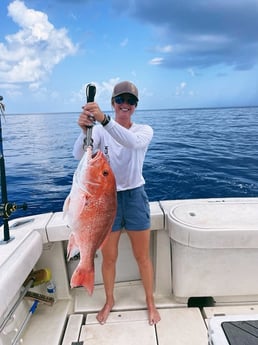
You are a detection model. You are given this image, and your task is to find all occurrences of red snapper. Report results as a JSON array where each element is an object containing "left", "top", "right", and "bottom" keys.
[{"left": 63, "top": 147, "right": 117, "bottom": 295}]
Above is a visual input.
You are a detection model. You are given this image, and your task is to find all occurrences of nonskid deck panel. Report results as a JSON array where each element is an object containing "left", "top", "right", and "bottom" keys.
[{"left": 61, "top": 308, "right": 207, "bottom": 345}]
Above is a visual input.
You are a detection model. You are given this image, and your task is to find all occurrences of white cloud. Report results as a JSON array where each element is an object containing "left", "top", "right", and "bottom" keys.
[
  {"left": 155, "top": 45, "right": 173, "bottom": 53},
  {"left": 187, "top": 68, "right": 196, "bottom": 77},
  {"left": 71, "top": 78, "right": 120, "bottom": 106},
  {"left": 176, "top": 82, "right": 187, "bottom": 96},
  {"left": 0, "top": 0, "right": 77, "bottom": 87},
  {"left": 29, "top": 82, "right": 41, "bottom": 91},
  {"left": 0, "top": 83, "right": 22, "bottom": 98},
  {"left": 188, "top": 90, "right": 196, "bottom": 97},
  {"left": 118, "top": 0, "right": 258, "bottom": 70},
  {"left": 120, "top": 38, "right": 129, "bottom": 47},
  {"left": 175, "top": 82, "right": 196, "bottom": 97},
  {"left": 149, "top": 57, "right": 164, "bottom": 65}
]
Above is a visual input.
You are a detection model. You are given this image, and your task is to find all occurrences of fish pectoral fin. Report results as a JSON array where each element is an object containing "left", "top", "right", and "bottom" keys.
[
  {"left": 77, "top": 194, "right": 90, "bottom": 216},
  {"left": 63, "top": 195, "right": 71, "bottom": 218},
  {"left": 68, "top": 247, "right": 80, "bottom": 260},
  {"left": 67, "top": 233, "right": 79, "bottom": 261}
]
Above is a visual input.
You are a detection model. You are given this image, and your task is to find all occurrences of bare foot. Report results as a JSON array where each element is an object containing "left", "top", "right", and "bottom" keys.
[
  {"left": 96, "top": 303, "right": 114, "bottom": 325},
  {"left": 148, "top": 304, "right": 161, "bottom": 325}
]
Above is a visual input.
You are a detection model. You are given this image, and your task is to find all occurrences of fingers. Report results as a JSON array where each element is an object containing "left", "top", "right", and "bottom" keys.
[
  {"left": 78, "top": 103, "right": 96, "bottom": 129},
  {"left": 82, "top": 102, "right": 105, "bottom": 123},
  {"left": 78, "top": 112, "right": 94, "bottom": 130},
  {"left": 78, "top": 102, "right": 105, "bottom": 131}
]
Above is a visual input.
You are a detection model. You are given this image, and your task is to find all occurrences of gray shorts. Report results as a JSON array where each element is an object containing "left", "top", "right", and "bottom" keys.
[{"left": 112, "top": 185, "right": 151, "bottom": 231}]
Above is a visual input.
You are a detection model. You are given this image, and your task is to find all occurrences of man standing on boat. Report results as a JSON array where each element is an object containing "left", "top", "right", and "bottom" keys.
[{"left": 73, "top": 81, "right": 161, "bottom": 325}]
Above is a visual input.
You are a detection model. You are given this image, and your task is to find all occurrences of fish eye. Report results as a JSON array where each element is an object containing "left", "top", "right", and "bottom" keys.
[{"left": 103, "top": 170, "right": 109, "bottom": 176}]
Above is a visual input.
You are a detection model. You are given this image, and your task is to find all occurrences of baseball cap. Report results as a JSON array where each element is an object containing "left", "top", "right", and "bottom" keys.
[{"left": 112, "top": 81, "right": 139, "bottom": 100}]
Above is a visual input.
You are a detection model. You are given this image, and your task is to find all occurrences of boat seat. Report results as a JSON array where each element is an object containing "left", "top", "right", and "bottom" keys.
[{"left": 0, "top": 227, "right": 43, "bottom": 318}]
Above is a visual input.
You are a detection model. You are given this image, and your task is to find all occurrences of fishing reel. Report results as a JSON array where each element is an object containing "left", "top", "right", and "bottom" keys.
[{"left": 0, "top": 202, "right": 27, "bottom": 218}]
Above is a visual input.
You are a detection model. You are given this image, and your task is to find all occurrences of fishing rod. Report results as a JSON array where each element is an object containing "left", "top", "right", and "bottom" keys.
[
  {"left": 0, "top": 96, "right": 27, "bottom": 244},
  {"left": 83, "top": 83, "right": 96, "bottom": 149}
]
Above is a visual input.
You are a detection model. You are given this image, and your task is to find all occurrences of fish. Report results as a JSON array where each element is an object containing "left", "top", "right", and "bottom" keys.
[{"left": 63, "top": 146, "right": 117, "bottom": 295}]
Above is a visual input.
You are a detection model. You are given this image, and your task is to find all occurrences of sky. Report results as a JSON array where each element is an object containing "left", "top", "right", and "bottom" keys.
[{"left": 0, "top": 0, "right": 258, "bottom": 113}]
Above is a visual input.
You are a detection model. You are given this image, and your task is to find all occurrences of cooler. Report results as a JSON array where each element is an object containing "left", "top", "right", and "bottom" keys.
[{"left": 167, "top": 199, "right": 258, "bottom": 302}]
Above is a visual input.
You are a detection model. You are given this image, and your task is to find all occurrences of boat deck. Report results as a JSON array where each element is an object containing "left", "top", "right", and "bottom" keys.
[
  {"left": 20, "top": 281, "right": 258, "bottom": 345},
  {"left": 64, "top": 308, "right": 207, "bottom": 345},
  {"left": 20, "top": 282, "right": 206, "bottom": 345},
  {"left": 68, "top": 282, "right": 208, "bottom": 344},
  {"left": 4, "top": 198, "right": 258, "bottom": 345}
]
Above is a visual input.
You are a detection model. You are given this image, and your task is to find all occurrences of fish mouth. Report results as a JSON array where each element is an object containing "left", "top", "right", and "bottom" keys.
[
  {"left": 91, "top": 151, "right": 101, "bottom": 161},
  {"left": 86, "top": 147, "right": 102, "bottom": 162}
]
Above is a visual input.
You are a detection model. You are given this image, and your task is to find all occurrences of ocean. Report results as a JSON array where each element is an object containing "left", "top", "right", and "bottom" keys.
[{"left": 1, "top": 106, "right": 258, "bottom": 221}]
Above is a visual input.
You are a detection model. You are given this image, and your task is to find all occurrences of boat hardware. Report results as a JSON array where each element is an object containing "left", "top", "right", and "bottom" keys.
[
  {"left": 9, "top": 217, "right": 34, "bottom": 229},
  {"left": 83, "top": 83, "right": 96, "bottom": 150},
  {"left": 11, "top": 300, "right": 39, "bottom": 345},
  {"left": 0, "top": 278, "right": 34, "bottom": 332}
]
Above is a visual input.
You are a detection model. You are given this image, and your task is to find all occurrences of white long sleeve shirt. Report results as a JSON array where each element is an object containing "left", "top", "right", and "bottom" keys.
[{"left": 73, "top": 118, "right": 153, "bottom": 191}]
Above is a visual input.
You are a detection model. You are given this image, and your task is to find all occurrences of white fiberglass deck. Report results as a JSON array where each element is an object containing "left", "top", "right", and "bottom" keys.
[
  {"left": 21, "top": 283, "right": 208, "bottom": 345},
  {"left": 22, "top": 292, "right": 258, "bottom": 345},
  {"left": 70, "top": 283, "right": 207, "bottom": 345},
  {"left": 61, "top": 308, "right": 207, "bottom": 345},
  {"left": 72, "top": 308, "right": 207, "bottom": 345}
]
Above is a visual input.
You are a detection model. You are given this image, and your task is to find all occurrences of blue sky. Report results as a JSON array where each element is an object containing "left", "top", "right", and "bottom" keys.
[{"left": 0, "top": 0, "right": 258, "bottom": 113}]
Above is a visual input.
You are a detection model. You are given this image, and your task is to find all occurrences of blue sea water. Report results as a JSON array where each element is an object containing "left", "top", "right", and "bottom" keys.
[{"left": 1, "top": 106, "right": 258, "bottom": 221}]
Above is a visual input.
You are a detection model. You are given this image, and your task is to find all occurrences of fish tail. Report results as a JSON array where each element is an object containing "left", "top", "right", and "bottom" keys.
[{"left": 70, "top": 265, "right": 95, "bottom": 295}]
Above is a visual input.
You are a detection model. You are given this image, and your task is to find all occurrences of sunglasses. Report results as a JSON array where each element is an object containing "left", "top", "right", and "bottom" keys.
[{"left": 114, "top": 95, "right": 137, "bottom": 106}]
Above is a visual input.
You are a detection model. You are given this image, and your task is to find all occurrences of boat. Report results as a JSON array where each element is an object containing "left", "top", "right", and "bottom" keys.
[
  {"left": 2, "top": 199, "right": 258, "bottom": 345},
  {"left": 1, "top": 96, "right": 258, "bottom": 345}
]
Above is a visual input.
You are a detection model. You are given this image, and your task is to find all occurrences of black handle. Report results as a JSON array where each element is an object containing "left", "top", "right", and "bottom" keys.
[
  {"left": 85, "top": 84, "right": 96, "bottom": 130},
  {"left": 86, "top": 84, "right": 96, "bottom": 103}
]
